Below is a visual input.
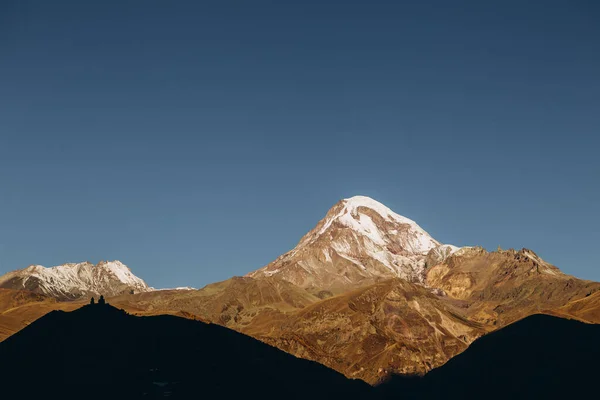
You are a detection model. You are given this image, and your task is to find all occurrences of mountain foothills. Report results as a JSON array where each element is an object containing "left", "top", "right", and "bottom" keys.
[{"left": 1, "top": 196, "right": 599, "bottom": 384}]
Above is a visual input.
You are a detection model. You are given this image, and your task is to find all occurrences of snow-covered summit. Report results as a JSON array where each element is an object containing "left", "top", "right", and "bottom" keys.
[
  {"left": 343, "top": 196, "right": 422, "bottom": 226},
  {"left": 0, "top": 260, "right": 151, "bottom": 300},
  {"left": 251, "top": 195, "right": 461, "bottom": 291},
  {"left": 338, "top": 196, "right": 440, "bottom": 254},
  {"left": 297, "top": 195, "right": 440, "bottom": 254}
]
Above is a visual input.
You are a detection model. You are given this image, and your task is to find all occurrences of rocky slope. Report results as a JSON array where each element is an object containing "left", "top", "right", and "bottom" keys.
[
  {"left": 0, "top": 289, "right": 82, "bottom": 341},
  {"left": 108, "top": 276, "right": 319, "bottom": 325},
  {"left": 425, "top": 247, "right": 600, "bottom": 327},
  {"left": 249, "top": 279, "right": 485, "bottom": 383},
  {"left": 549, "top": 290, "right": 600, "bottom": 323},
  {"left": 0, "top": 261, "right": 150, "bottom": 300}
]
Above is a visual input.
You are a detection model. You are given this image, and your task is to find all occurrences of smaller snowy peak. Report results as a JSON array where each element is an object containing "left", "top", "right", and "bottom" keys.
[
  {"left": 96, "top": 260, "right": 148, "bottom": 288},
  {"left": 0, "top": 260, "right": 151, "bottom": 300},
  {"left": 153, "top": 286, "right": 196, "bottom": 291}
]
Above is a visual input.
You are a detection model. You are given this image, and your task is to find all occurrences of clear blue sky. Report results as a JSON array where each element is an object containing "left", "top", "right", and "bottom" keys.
[{"left": 1, "top": 1, "right": 599, "bottom": 287}]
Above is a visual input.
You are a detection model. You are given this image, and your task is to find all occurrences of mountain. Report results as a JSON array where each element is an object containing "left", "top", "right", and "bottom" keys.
[
  {"left": 0, "top": 303, "right": 371, "bottom": 400},
  {"left": 0, "top": 260, "right": 150, "bottom": 300},
  {"left": 0, "top": 195, "right": 598, "bottom": 386},
  {"left": 377, "top": 314, "right": 600, "bottom": 399},
  {"left": 102, "top": 251, "right": 599, "bottom": 384},
  {"left": 250, "top": 196, "right": 459, "bottom": 294}
]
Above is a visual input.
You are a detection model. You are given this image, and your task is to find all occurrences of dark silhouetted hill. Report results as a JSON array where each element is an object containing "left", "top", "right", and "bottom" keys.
[
  {"left": 0, "top": 303, "right": 371, "bottom": 400},
  {"left": 377, "top": 314, "right": 599, "bottom": 399}
]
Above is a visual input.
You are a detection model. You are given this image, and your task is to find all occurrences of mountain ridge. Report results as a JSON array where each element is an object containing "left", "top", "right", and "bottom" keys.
[{"left": 0, "top": 260, "right": 150, "bottom": 300}]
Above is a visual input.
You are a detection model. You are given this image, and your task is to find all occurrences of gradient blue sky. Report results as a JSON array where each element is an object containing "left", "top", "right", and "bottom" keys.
[{"left": 1, "top": 1, "right": 599, "bottom": 287}]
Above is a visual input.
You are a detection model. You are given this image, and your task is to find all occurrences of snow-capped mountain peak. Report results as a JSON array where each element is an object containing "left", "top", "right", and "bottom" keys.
[
  {"left": 343, "top": 196, "right": 422, "bottom": 225},
  {"left": 334, "top": 196, "right": 439, "bottom": 253},
  {"left": 297, "top": 196, "right": 440, "bottom": 254},
  {"left": 0, "top": 260, "right": 150, "bottom": 300},
  {"left": 250, "top": 196, "right": 459, "bottom": 292}
]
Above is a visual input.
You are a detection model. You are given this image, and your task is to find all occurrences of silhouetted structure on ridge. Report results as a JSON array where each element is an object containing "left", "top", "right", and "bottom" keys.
[{"left": 89, "top": 295, "right": 108, "bottom": 306}]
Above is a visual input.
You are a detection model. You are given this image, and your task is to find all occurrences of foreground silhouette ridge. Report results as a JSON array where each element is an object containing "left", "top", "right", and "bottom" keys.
[{"left": 0, "top": 304, "right": 370, "bottom": 400}]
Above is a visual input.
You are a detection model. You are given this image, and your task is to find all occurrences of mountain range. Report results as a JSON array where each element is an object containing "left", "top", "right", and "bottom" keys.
[{"left": 1, "top": 195, "right": 599, "bottom": 385}]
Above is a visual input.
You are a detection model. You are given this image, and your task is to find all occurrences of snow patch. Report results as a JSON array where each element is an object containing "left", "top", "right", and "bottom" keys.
[
  {"left": 341, "top": 196, "right": 440, "bottom": 254},
  {"left": 338, "top": 212, "right": 387, "bottom": 246}
]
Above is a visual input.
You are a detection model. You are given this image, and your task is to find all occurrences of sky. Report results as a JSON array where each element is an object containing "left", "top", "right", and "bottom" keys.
[{"left": 1, "top": 0, "right": 599, "bottom": 287}]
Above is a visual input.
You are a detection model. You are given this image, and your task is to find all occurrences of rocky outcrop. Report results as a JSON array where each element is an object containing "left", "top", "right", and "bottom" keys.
[{"left": 426, "top": 247, "right": 600, "bottom": 326}]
